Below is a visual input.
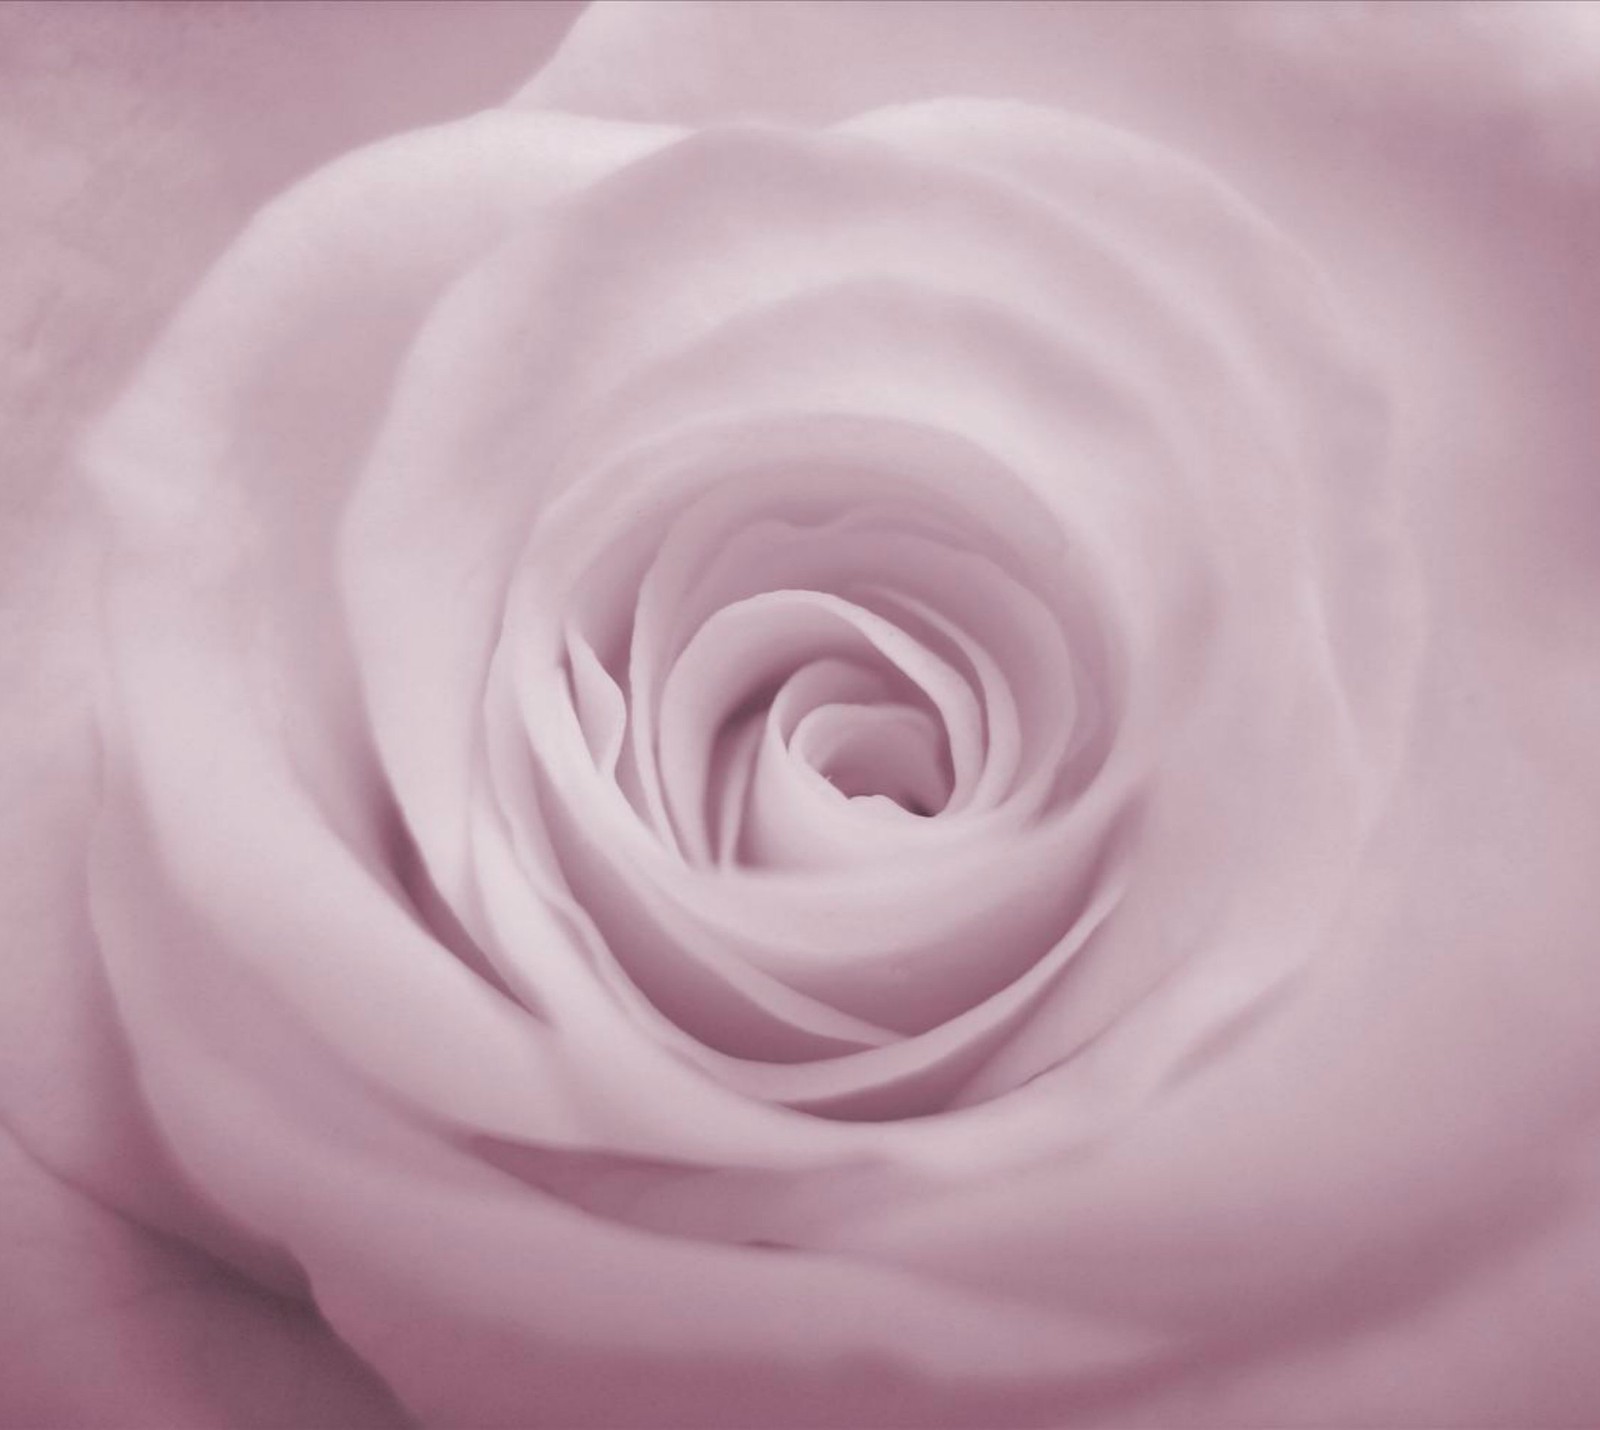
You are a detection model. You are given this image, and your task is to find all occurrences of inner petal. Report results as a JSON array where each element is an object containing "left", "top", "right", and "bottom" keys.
[
  {"left": 729, "top": 657, "right": 954, "bottom": 870},
  {"left": 791, "top": 702, "right": 949, "bottom": 816},
  {"left": 655, "top": 589, "right": 984, "bottom": 866}
]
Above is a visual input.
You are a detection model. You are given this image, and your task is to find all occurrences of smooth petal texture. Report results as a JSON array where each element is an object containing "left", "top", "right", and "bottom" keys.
[
  {"left": 0, "top": 1125, "right": 407, "bottom": 1430},
  {"left": 19, "top": 3, "right": 1600, "bottom": 1429},
  {"left": 1, "top": 4, "right": 578, "bottom": 1426},
  {"left": 336, "top": 97, "right": 1413, "bottom": 1150},
  {"left": 828, "top": 618, "right": 1600, "bottom": 1427}
]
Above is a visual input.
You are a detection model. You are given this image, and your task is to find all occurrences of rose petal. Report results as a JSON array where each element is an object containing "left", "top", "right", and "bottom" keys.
[{"left": 0, "top": 1123, "right": 406, "bottom": 1430}]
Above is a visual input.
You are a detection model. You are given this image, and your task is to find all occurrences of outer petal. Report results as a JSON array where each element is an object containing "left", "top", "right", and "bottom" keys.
[
  {"left": 521, "top": 2, "right": 1600, "bottom": 632},
  {"left": 2, "top": 5, "right": 579, "bottom": 1425},
  {"left": 522, "top": 0, "right": 1600, "bottom": 154},
  {"left": 0, "top": 1125, "right": 406, "bottom": 1430}
]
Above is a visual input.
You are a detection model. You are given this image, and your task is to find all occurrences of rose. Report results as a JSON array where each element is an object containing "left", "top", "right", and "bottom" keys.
[
  {"left": 6, "top": 3, "right": 1600, "bottom": 1427},
  {"left": 7, "top": 4, "right": 1600, "bottom": 1426}
]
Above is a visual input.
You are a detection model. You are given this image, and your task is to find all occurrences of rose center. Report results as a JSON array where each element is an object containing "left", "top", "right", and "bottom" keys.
[
  {"left": 530, "top": 430, "right": 1106, "bottom": 876},
  {"left": 792, "top": 700, "right": 950, "bottom": 815}
]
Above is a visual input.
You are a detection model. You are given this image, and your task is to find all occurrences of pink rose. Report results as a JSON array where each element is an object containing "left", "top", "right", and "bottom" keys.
[{"left": 6, "top": 3, "right": 1600, "bottom": 1426}]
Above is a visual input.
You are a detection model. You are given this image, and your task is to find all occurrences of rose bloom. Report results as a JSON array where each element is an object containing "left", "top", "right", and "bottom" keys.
[{"left": 4, "top": 2, "right": 1600, "bottom": 1426}]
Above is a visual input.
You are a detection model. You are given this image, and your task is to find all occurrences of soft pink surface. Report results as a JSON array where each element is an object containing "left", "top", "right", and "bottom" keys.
[{"left": 5, "top": 2, "right": 1600, "bottom": 1427}]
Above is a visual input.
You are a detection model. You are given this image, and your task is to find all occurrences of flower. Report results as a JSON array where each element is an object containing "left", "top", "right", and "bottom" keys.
[{"left": 6, "top": 3, "right": 1600, "bottom": 1427}]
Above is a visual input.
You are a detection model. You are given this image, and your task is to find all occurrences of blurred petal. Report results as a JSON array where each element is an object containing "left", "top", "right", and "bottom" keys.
[{"left": 0, "top": 1123, "right": 408, "bottom": 1430}]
